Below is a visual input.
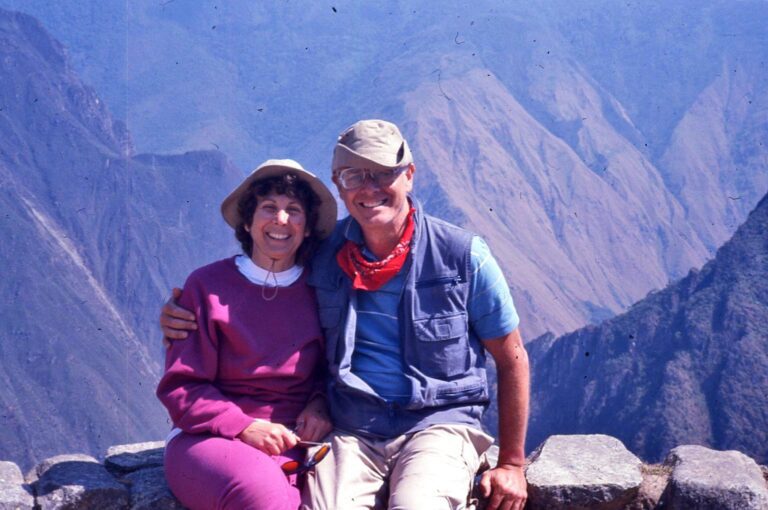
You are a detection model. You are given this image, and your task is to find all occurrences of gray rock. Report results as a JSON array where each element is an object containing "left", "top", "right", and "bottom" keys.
[
  {"left": 625, "top": 464, "right": 671, "bottom": 510},
  {"left": 105, "top": 441, "right": 165, "bottom": 475},
  {"left": 0, "top": 461, "right": 34, "bottom": 510},
  {"left": 124, "top": 467, "right": 184, "bottom": 510},
  {"left": 525, "top": 434, "right": 642, "bottom": 509},
  {"left": 28, "top": 454, "right": 129, "bottom": 510},
  {"left": 662, "top": 445, "right": 768, "bottom": 510}
]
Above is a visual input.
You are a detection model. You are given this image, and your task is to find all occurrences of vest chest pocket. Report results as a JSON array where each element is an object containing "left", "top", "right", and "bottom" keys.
[
  {"left": 411, "top": 313, "right": 470, "bottom": 379},
  {"left": 414, "top": 274, "right": 467, "bottom": 316}
]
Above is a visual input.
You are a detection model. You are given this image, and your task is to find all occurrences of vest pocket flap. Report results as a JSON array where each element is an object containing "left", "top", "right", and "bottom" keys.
[{"left": 413, "top": 314, "right": 468, "bottom": 341}]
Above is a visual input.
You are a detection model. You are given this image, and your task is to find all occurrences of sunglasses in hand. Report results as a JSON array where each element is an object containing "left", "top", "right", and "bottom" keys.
[{"left": 281, "top": 441, "right": 331, "bottom": 475}]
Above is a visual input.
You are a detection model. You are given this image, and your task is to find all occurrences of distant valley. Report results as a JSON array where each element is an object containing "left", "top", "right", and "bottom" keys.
[
  {"left": 527, "top": 192, "right": 768, "bottom": 463},
  {"left": 0, "top": 2, "right": 766, "bottom": 467}
]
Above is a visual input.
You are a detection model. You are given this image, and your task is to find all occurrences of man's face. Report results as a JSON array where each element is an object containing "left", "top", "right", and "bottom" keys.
[{"left": 335, "top": 164, "right": 415, "bottom": 238}]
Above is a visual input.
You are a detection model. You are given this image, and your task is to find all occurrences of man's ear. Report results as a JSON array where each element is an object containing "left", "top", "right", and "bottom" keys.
[
  {"left": 405, "top": 163, "right": 416, "bottom": 191},
  {"left": 331, "top": 173, "right": 342, "bottom": 192}
]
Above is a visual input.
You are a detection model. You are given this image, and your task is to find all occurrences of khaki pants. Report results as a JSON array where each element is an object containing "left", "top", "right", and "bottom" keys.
[{"left": 301, "top": 424, "right": 493, "bottom": 510}]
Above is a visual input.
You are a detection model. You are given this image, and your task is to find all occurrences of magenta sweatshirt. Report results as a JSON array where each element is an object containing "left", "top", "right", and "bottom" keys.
[{"left": 156, "top": 257, "right": 325, "bottom": 439}]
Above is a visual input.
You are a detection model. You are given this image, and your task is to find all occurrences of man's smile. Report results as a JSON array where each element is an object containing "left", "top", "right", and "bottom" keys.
[{"left": 360, "top": 199, "right": 387, "bottom": 209}]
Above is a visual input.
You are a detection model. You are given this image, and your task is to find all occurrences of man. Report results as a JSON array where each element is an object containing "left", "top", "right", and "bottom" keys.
[{"left": 161, "top": 120, "right": 529, "bottom": 510}]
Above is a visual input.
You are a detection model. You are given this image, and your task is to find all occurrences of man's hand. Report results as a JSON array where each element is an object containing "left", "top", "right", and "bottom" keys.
[
  {"left": 237, "top": 421, "right": 299, "bottom": 455},
  {"left": 295, "top": 396, "right": 333, "bottom": 442},
  {"left": 160, "top": 287, "right": 197, "bottom": 344},
  {"left": 479, "top": 464, "right": 527, "bottom": 510}
]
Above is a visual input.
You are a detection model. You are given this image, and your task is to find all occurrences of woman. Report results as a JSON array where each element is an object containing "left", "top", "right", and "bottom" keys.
[{"left": 156, "top": 159, "right": 337, "bottom": 510}]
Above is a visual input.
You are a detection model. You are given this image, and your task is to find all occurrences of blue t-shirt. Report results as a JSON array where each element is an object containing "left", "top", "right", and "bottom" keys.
[{"left": 350, "top": 234, "right": 519, "bottom": 402}]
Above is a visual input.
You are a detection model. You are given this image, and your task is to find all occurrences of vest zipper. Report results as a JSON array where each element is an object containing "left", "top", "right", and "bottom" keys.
[{"left": 415, "top": 275, "right": 461, "bottom": 288}]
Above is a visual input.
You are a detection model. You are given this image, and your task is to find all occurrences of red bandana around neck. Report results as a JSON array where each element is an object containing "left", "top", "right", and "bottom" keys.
[{"left": 336, "top": 207, "right": 416, "bottom": 291}]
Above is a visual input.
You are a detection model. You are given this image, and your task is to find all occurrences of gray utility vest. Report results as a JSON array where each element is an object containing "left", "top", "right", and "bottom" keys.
[{"left": 308, "top": 205, "right": 490, "bottom": 437}]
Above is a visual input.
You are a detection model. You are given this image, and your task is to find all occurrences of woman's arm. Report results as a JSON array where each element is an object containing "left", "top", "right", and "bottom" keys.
[{"left": 156, "top": 275, "right": 254, "bottom": 439}]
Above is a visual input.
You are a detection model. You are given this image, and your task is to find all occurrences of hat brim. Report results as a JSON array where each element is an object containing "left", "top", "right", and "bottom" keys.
[{"left": 220, "top": 159, "right": 337, "bottom": 240}]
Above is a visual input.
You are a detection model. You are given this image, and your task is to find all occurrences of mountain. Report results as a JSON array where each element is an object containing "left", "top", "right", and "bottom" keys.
[
  {"left": 0, "top": 9, "right": 242, "bottom": 470},
  {"left": 1, "top": 0, "right": 766, "bottom": 340},
  {"left": 527, "top": 193, "right": 768, "bottom": 462},
  {"left": 1, "top": 1, "right": 768, "bottom": 467}
]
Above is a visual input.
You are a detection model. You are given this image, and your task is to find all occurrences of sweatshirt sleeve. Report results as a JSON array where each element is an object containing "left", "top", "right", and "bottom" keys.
[{"left": 156, "top": 271, "right": 255, "bottom": 438}]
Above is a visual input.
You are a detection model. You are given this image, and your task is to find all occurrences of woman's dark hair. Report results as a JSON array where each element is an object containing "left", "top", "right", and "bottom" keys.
[{"left": 235, "top": 173, "right": 321, "bottom": 266}]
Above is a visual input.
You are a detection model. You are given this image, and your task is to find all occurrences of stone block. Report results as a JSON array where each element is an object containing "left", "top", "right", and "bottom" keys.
[
  {"left": 105, "top": 441, "right": 165, "bottom": 475},
  {"left": 526, "top": 434, "right": 642, "bottom": 509},
  {"left": 27, "top": 454, "right": 129, "bottom": 510},
  {"left": 0, "top": 461, "right": 34, "bottom": 510},
  {"left": 625, "top": 464, "right": 671, "bottom": 510},
  {"left": 662, "top": 445, "right": 768, "bottom": 510},
  {"left": 123, "top": 466, "right": 184, "bottom": 510}
]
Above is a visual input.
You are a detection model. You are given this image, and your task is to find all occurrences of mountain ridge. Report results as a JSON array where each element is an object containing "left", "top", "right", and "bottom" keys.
[
  {"left": 1, "top": 3, "right": 767, "bottom": 469},
  {"left": 0, "top": 8, "right": 241, "bottom": 470},
  {"left": 527, "top": 191, "right": 768, "bottom": 462}
]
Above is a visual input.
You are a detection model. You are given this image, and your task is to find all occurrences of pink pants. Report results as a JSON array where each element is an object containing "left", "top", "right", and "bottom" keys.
[{"left": 164, "top": 432, "right": 302, "bottom": 510}]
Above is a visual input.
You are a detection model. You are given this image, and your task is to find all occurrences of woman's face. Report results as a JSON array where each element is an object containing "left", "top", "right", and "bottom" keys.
[{"left": 246, "top": 193, "right": 309, "bottom": 271}]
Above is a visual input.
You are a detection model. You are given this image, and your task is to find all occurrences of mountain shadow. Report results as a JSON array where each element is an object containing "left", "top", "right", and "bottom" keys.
[
  {"left": 527, "top": 192, "right": 768, "bottom": 463},
  {"left": 0, "top": 9, "right": 240, "bottom": 469}
]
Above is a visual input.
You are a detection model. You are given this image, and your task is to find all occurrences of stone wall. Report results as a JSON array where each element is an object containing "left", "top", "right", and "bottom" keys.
[{"left": 2, "top": 435, "right": 767, "bottom": 509}]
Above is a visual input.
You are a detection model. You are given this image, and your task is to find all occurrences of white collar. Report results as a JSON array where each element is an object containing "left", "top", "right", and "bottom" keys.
[{"left": 235, "top": 255, "right": 303, "bottom": 287}]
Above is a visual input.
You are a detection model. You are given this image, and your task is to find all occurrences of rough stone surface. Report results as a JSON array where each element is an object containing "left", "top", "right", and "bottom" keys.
[
  {"left": 526, "top": 434, "right": 642, "bottom": 509},
  {"left": 123, "top": 466, "right": 184, "bottom": 510},
  {"left": 662, "top": 445, "right": 768, "bottom": 510},
  {"left": 0, "top": 461, "right": 34, "bottom": 509},
  {"left": 105, "top": 441, "right": 165, "bottom": 475},
  {"left": 28, "top": 454, "right": 129, "bottom": 510},
  {"left": 4, "top": 437, "right": 767, "bottom": 509},
  {"left": 625, "top": 464, "right": 671, "bottom": 510}
]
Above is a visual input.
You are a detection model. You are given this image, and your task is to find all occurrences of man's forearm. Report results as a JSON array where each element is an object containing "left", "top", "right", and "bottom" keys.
[{"left": 485, "top": 329, "right": 530, "bottom": 466}]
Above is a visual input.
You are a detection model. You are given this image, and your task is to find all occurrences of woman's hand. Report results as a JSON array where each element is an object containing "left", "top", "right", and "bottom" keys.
[
  {"left": 237, "top": 421, "right": 299, "bottom": 455},
  {"left": 295, "top": 396, "right": 333, "bottom": 442}
]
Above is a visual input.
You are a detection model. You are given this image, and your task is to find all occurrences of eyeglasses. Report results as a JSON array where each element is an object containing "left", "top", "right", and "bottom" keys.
[
  {"left": 281, "top": 441, "right": 331, "bottom": 475},
  {"left": 335, "top": 166, "right": 408, "bottom": 190}
]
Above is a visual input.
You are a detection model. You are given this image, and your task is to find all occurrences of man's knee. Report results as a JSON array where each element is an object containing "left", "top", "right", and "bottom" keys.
[{"left": 389, "top": 477, "right": 466, "bottom": 510}]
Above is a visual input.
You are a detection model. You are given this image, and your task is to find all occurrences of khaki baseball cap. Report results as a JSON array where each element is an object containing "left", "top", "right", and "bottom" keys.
[
  {"left": 220, "top": 159, "right": 337, "bottom": 239},
  {"left": 332, "top": 119, "right": 413, "bottom": 172}
]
